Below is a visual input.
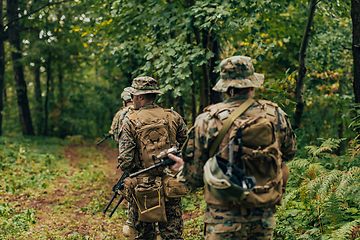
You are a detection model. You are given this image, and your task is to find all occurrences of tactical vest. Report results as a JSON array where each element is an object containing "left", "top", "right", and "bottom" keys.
[
  {"left": 204, "top": 99, "right": 285, "bottom": 210},
  {"left": 128, "top": 107, "right": 177, "bottom": 175}
]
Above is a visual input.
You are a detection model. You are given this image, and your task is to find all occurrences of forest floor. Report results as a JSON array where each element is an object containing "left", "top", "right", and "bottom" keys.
[{"left": 1, "top": 140, "right": 204, "bottom": 240}]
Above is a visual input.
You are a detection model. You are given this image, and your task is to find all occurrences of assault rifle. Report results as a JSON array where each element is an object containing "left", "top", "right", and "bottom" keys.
[
  {"left": 97, "top": 133, "right": 113, "bottom": 145},
  {"left": 103, "top": 147, "right": 179, "bottom": 217}
]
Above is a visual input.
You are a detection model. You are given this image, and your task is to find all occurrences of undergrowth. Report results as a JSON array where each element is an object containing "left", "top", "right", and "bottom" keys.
[
  {"left": 0, "top": 136, "right": 126, "bottom": 239},
  {"left": 275, "top": 137, "right": 360, "bottom": 240},
  {"left": 3, "top": 135, "right": 360, "bottom": 239},
  {"left": 0, "top": 136, "right": 206, "bottom": 240}
]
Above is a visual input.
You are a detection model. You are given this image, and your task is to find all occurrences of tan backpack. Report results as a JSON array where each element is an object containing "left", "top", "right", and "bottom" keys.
[
  {"left": 128, "top": 107, "right": 176, "bottom": 175},
  {"left": 206, "top": 99, "right": 288, "bottom": 209}
]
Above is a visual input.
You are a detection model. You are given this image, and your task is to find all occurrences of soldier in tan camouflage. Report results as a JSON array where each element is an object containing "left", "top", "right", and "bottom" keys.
[
  {"left": 169, "top": 56, "right": 297, "bottom": 240},
  {"left": 108, "top": 88, "right": 136, "bottom": 237},
  {"left": 109, "top": 87, "right": 134, "bottom": 145},
  {"left": 118, "top": 76, "right": 188, "bottom": 240}
]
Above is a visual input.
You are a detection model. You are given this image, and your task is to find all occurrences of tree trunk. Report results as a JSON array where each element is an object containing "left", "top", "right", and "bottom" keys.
[
  {"left": 176, "top": 95, "right": 185, "bottom": 119},
  {"left": 209, "top": 33, "right": 222, "bottom": 104},
  {"left": 43, "top": 53, "right": 52, "bottom": 136},
  {"left": 34, "top": 61, "right": 43, "bottom": 135},
  {"left": 58, "top": 63, "right": 64, "bottom": 104},
  {"left": 200, "top": 29, "right": 210, "bottom": 112},
  {"left": 7, "top": 0, "right": 34, "bottom": 135},
  {"left": 0, "top": 0, "right": 5, "bottom": 136},
  {"left": 185, "top": 0, "right": 198, "bottom": 124},
  {"left": 187, "top": 33, "right": 197, "bottom": 125},
  {"left": 293, "top": 0, "right": 317, "bottom": 130},
  {"left": 352, "top": 0, "right": 360, "bottom": 103}
]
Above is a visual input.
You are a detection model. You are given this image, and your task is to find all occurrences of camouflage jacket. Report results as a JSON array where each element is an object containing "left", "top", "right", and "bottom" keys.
[
  {"left": 109, "top": 105, "right": 133, "bottom": 143},
  {"left": 118, "top": 103, "right": 188, "bottom": 173},
  {"left": 182, "top": 95, "right": 297, "bottom": 190}
]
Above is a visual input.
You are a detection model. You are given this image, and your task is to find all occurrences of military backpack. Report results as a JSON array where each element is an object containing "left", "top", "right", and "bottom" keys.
[{"left": 204, "top": 98, "right": 289, "bottom": 209}]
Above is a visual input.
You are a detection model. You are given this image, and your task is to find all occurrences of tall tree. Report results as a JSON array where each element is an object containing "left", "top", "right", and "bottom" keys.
[
  {"left": 293, "top": 0, "right": 318, "bottom": 130},
  {"left": 0, "top": 0, "right": 5, "bottom": 136},
  {"left": 352, "top": 0, "right": 360, "bottom": 103},
  {"left": 43, "top": 52, "right": 52, "bottom": 136},
  {"left": 209, "top": 34, "right": 222, "bottom": 105},
  {"left": 7, "top": 0, "right": 34, "bottom": 135}
]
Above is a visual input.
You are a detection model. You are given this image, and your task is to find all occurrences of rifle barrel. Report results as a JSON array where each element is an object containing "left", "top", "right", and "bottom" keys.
[
  {"left": 97, "top": 133, "right": 112, "bottom": 145},
  {"left": 129, "top": 158, "right": 175, "bottom": 178}
]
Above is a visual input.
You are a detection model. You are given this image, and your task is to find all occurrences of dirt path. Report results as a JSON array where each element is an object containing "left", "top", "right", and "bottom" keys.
[
  {"left": 3, "top": 142, "right": 202, "bottom": 239},
  {"left": 23, "top": 143, "right": 127, "bottom": 239}
]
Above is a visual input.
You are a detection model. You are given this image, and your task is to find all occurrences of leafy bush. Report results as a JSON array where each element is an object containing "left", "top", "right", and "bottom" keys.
[{"left": 275, "top": 138, "right": 360, "bottom": 240}]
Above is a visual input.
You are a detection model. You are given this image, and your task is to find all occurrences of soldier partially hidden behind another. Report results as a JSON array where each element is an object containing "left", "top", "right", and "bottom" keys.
[
  {"left": 109, "top": 88, "right": 134, "bottom": 145},
  {"left": 118, "top": 76, "right": 188, "bottom": 240},
  {"left": 169, "top": 56, "right": 297, "bottom": 240}
]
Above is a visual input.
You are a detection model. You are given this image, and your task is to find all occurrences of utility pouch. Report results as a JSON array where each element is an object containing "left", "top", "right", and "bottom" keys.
[
  {"left": 242, "top": 118, "right": 274, "bottom": 149},
  {"left": 118, "top": 177, "right": 137, "bottom": 202},
  {"left": 163, "top": 174, "right": 188, "bottom": 198},
  {"left": 133, "top": 177, "right": 167, "bottom": 223}
]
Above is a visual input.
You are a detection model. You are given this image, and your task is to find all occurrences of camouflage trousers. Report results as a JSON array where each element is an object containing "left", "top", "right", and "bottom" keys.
[
  {"left": 205, "top": 218, "right": 275, "bottom": 240},
  {"left": 128, "top": 197, "right": 183, "bottom": 240}
]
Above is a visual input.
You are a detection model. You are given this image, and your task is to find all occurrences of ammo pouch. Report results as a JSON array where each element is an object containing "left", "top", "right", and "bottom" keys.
[
  {"left": 133, "top": 177, "right": 167, "bottom": 223},
  {"left": 163, "top": 174, "right": 188, "bottom": 199}
]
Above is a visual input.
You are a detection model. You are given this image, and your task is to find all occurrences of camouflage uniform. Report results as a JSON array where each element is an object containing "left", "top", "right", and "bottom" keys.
[
  {"left": 109, "top": 87, "right": 133, "bottom": 143},
  {"left": 181, "top": 56, "right": 297, "bottom": 240},
  {"left": 109, "top": 105, "right": 134, "bottom": 143},
  {"left": 118, "top": 77, "right": 188, "bottom": 240}
]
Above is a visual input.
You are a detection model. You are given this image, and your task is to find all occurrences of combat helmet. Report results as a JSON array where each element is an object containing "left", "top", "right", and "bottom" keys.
[
  {"left": 121, "top": 87, "right": 132, "bottom": 101},
  {"left": 212, "top": 56, "right": 264, "bottom": 92}
]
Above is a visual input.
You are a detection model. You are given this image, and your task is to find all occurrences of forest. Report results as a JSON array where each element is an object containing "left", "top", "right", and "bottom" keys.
[{"left": 1, "top": 0, "right": 360, "bottom": 239}]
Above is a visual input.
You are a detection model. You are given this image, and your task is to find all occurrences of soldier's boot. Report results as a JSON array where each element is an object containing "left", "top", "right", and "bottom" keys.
[{"left": 123, "top": 224, "right": 137, "bottom": 239}]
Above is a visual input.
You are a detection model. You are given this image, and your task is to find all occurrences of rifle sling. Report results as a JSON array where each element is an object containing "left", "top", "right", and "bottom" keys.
[{"left": 209, "top": 98, "right": 255, "bottom": 158}]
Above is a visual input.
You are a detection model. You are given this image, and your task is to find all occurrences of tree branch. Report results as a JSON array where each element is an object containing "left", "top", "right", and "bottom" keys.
[{"left": 4, "top": 1, "right": 67, "bottom": 30}]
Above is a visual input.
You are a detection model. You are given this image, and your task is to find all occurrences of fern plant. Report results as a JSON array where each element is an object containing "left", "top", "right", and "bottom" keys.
[{"left": 275, "top": 138, "right": 360, "bottom": 240}]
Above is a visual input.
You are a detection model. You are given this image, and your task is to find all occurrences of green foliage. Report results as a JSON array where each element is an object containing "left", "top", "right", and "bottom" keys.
[
  {"left": 182, "top": 188, "right": 206, "bottom": 239},
  {"left": 0, "top": 203, "right": 37, "bottom": 240},
  {"left": 275, "top": 137, "right": 360, "bottom": 240},
  {"left": 2, "top": 0, "right": 356, "bottom": 152},
  {"left": 0, "top": 136, "right": 67, "bottom": 194},
  {"left": 0, "top": 137, "right": 128, "bottom": 239},
  {"left": 305, "top": 138, "right": 347, "bottom": 159},
  {"left": 1, "top": 1, "right": 360, "bottom": 238},
  {"left": 183, "top": 215, "right": 205, "bottom": 240}
]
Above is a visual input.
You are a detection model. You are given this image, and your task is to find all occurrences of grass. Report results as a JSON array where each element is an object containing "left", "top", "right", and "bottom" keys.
[{"left": 0, "top": 136, "right": 205, "bottom": 239}]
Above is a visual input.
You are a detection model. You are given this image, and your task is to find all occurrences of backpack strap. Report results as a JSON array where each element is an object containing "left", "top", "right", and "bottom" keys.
[{"left": 209, "top": 98, "right": 255, "bottom": 157}]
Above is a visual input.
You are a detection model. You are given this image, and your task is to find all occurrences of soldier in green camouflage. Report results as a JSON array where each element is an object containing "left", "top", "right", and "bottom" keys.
[
  {"left": 109, "top": 87, "right": 134, "bottom": 145},
  {"left": 169, "top": 56, "right": 297, "bottom": 240},
  {"left": 118, "top": 76, "right": 188, "bottom": 240}
]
